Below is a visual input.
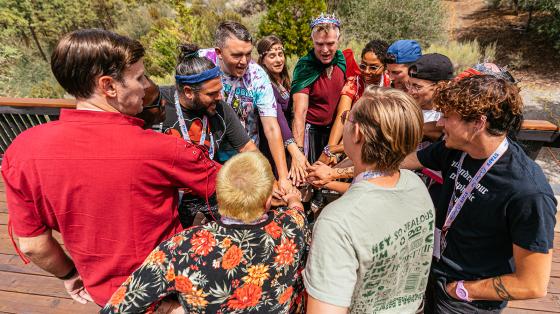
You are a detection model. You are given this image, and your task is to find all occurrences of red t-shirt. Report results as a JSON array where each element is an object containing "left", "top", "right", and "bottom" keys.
[
  {"left": 1, "top": 109, "right": 220, "bottom": 305},
  {"left": 298, "top": 66, "right": 345, "bottom": 126}
]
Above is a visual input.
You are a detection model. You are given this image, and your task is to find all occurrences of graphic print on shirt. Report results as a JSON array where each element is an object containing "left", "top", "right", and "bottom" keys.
[
  {"left": 448, "top": 160, "right": 490, "bottom": 202},
  {"left": 351, "top": 208, "right": 434, "bottom": 312},
  {"left": 223, "top": 83, "right": 255, "bottom": 131}
]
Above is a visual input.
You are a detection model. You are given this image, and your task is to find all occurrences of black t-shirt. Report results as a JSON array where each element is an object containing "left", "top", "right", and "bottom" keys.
[
  {"left": 417, "top": 139, "right": 556, "bottom": 281},
  {"left": 160, "top": 86, "right": 250, "bottom": 162}
]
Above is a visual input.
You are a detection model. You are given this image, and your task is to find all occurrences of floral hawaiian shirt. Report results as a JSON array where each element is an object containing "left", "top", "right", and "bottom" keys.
[
  {"left": 101, "top": 206, "right": 309, "bottom": 314},
  {"left": 199, "top": 48, "right": 277, "bottom": 146}
]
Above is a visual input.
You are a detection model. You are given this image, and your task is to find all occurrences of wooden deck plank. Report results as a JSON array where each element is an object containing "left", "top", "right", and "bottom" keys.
[
  {"left": 0, "top": 270, "right": 70, "bottom": 299},
  {"left": 0, "top": 290, "right": 98, "bottom": 313},
  {"left": 507, "top": 293, "right": 560, "bottom": 312},
  {"left": 0, "top": 254, "right": 52, "bottom": 277}
]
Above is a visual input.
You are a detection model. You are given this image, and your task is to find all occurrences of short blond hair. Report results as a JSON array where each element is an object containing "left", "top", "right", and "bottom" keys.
[
  {"left": 352, "top": 86, "right": 423, "bottom": 172},
  {"left": 216, "top": 151, "right": 274, "bottom": 223},
  {"left": 311, "top": 23, "right": 340, "bottom": 40}
]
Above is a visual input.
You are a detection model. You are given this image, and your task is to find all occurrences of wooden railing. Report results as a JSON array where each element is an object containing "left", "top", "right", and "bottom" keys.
[{"left": 0, "top": 96, "right": 558, "bottom": 159}]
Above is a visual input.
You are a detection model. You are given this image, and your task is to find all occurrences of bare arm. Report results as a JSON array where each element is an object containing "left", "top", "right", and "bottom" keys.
[
  {"left": 447, "top": 244, "right": 552, "bottom": 301},
  {"left": 307, "top": 295, "right": 348, "bottom": 314},
  {"left": 292, "top": 93, "right": 309, "bottom": 148},
  {"left": 323, "top": 181, "right": 350, "bottom": 194},
  {"left": 19, "top": 230, "right": 93, "bottom": 304},
  {"left": 261, "top": 116, "right": 289, "bottom": 185},
  {"left": 328, "top": 95, "right": 352, "bottom": 147},
  {"left": 18, "top": 230, "right": 74, "bottom": 277},
  {"left": 400, "top": 152, "right": 423, "bottom": 170},
  {"left": 238, "top": 139, "right": 258, "bottom": 153}
]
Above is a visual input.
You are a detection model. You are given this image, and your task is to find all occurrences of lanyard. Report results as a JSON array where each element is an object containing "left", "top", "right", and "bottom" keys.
[
  {"left": 225, "top": 78, "right": 239, "bottom": 107},
  {"left": 173, "top": 91, "right": 215, "bottom": 159},
  {"left": 442, "top": 138, "right": 509, "bottom": 234},
  {"left": 352, "top": 170, "right": 387, "bottom": 185}
]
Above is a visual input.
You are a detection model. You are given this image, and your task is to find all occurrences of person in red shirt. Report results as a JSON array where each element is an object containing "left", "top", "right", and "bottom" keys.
[{"left": 1, "top": 29, "right": 219, "bottom": 306}]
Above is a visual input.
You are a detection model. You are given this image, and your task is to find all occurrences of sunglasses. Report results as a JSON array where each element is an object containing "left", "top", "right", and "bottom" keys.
[
  {"left": 341, "top": 110, "right": 355, "bottom": 124},
  {"left": 359, "top": 63, "right": 382, "bottom": 72},
  {"left": 143, "top": 90, "right": 162, "bottom": 110}
]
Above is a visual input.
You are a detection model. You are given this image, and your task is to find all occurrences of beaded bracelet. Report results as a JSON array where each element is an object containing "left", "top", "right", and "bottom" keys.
[
  {"left": 284, "top": 138, "right": 296, "bottom": 148},
  {"left": 323, "top": 145, "right": 335, "bottom": 158}
]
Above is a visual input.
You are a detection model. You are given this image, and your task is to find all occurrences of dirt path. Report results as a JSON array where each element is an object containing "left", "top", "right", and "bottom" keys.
[{"left": 443, "top": 0, "right": 560, "bottom": 190}]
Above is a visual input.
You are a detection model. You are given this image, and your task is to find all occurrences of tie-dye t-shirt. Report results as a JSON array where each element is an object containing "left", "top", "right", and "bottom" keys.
[{"left": 199, "top": 48, "right": 277, "bottom": 145}]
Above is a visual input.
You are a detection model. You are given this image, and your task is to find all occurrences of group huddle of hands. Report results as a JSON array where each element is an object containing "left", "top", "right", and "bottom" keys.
[{"left": 273, "top": 151, "right": 345, "bottom": 206}]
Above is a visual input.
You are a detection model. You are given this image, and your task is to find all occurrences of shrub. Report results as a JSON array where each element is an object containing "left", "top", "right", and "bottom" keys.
[
  {"left": 258, "top": 0, "right": 327, "bottom": 57},
  {"left": 425, "top": 40, "right": 497, "bottom": 74},
  {"left": 334, "top": 0, "right": 446, "bottom": 49}
]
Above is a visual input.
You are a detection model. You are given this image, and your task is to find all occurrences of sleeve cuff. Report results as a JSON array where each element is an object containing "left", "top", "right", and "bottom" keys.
[
  {"left": 258, "top": 108, "right": 277, "bottom": 117},
  {"left": 303, "top": 270, "right": 351, "bottom": 308}
]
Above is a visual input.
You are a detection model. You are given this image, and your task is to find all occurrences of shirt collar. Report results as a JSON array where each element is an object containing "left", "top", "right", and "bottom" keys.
[{"left": 59, "top": 109, "right": 145, "bottom": 127}]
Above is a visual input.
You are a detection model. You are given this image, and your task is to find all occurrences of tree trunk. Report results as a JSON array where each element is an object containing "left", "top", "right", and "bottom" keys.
[
  {"left": 28, "top": 23, "right": 47, "bottom": 62},
  {"left": 525, "top": 5, "right": 534, "bottom": 32}
]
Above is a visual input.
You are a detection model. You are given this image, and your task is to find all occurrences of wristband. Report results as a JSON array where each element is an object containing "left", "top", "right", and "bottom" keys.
[
  {"left": 323, "top": 145, "right": 335, "bottom": 158},
  {"left": 57, "top": 265, "right": 77, "bottom": 280},
  {"left": 284, "top": 138, "right": 296, "bottom": 148}
]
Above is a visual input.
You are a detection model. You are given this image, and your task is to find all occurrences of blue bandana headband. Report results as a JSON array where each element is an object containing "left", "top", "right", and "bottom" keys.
[{"left": 175, "top": 66, "right": 222, "bottom": 85}]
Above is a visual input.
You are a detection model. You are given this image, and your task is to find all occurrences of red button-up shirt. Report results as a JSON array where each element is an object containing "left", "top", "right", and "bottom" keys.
[{"left": 1, "top": 109, "right": 220, "bottom": 305}]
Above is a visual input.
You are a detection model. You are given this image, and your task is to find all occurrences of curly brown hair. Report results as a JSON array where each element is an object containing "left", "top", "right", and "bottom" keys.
[{"left": 433, "top": 75, "right": 523, "bottom": 136}]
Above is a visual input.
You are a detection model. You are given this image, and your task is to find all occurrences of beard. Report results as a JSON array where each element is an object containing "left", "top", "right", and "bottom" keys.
[{"left": 192, "top": 94, "right": 217, "bottom": 116}]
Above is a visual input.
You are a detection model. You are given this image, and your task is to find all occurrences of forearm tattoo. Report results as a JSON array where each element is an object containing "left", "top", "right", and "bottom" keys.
[
  {"left": 492, "top": 276, "right": 513, "bottom": 300},
  {"left": 335, "top": 166, "right": 354, "bottom": 179}
]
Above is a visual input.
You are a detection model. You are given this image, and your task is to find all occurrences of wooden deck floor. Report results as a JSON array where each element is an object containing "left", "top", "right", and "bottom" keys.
[{"left": 0, "top": 181, "right": 559, "bottom": 313}]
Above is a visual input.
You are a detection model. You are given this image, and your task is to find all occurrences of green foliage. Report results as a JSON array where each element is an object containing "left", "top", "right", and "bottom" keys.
[
  {"left": 0, "top": 0, "right": 136, "bottom": 97},
  {"left": 425, "top": 40, "right": 497, "bottom": 74},
  {"left": 140, "top": 0, "right": 241, "bottom": 79},
  {"left": 258, "top": 0, "right": 326, "bottom": 57},
  {"left": 335, "top": 0, "right": 446, "bottom": 49},
  {"left": 487, "top": 0, "right": 560, "bottom": 50},
  {"left": 141, "top": 18, "right": 187, "bottom": 78}
]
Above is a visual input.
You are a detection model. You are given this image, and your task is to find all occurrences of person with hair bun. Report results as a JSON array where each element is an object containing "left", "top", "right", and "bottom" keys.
[
  {"left": 102, "top": 151, "right": 309, "bottom": 314},
  {"left": 159, "top": 43, "right": 258, "bottom": 227},
  {"left": 403, "top": 75, "right": 556, "bottom": 312},
  {"left": 305, "top": 86, "right": 435, "bottom": 313}
]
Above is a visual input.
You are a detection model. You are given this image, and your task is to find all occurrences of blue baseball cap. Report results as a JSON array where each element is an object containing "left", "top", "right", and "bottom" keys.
[{"left": 387, "top": 40, "right": 422, "bottom": 64}]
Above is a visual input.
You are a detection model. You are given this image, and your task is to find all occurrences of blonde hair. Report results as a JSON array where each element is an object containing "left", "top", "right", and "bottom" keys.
[
  {"left": 216, "top": 151, "right": 274, "bottom": 223},
  {"left": 352, "top": 86, "right": 423, "bottom": 172},
  {"left": 311, "top": 23, "right": 340, "bottom": 40}
]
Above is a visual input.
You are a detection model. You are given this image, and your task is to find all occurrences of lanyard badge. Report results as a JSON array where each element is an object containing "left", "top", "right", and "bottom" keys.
[
  {"left": 173, "top": 91, "right": 215, "bottom": 159},
  {"left": 435, "top": 138, "right": 509, "bottom": 260}
]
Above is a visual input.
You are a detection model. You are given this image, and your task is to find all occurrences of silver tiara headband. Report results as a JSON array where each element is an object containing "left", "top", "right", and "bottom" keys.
[{"left": 310, "top": 13, "right": 341, "bottom": 29}]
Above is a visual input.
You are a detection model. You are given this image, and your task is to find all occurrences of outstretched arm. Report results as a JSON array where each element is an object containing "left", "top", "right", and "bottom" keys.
[{"left": 292, "top": 93, "right": 309, "bottom": 148}]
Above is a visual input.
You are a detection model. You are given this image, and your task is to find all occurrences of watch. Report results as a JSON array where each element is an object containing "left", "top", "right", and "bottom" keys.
[{"left": 455, "top": 280, "right": 471, "bottom": 302}]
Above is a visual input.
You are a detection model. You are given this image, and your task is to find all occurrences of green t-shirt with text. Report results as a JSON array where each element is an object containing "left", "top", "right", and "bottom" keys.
[{"left": 304, "top": 170, "right": 435, "bottom": 313}]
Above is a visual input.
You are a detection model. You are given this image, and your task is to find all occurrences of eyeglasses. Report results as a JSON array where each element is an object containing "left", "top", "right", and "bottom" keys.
[
  {"left": 406, "top": 82, "right": 436, "bottom": 93},
  {"left": 359, "top": 63, "right": 382, "bottom": 72},
  {"left": 341, "top": 110, "right": 355, "bottom": 124},
  {"left": 143, "top": 90, "right": 162, "bottom": 110}
]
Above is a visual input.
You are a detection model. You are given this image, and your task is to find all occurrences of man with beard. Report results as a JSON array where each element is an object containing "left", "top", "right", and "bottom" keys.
[
  {"left": 161, "top": 44, "right": 257, "bottom": 161},
  {"left": 160, "top": 44, "right": 258, "bottom": 227}
]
